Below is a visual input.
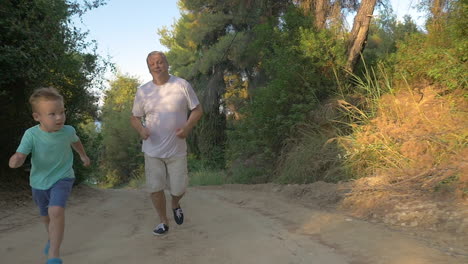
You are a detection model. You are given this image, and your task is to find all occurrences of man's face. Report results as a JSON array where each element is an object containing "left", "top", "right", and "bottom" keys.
[{"left": 147, "top": 54, "right": 169, "bottom": 77}]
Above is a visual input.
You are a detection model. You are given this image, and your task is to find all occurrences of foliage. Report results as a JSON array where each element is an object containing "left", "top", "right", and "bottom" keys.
[
  {"left": 393, "top": 0, "right": 467, "bottom": 89},
  {"left": 359, "top": 5, "right": 421, "bottom": 72},
  {"left": 227, "top": 165, "right": 269, "bottom": 184},
  {"left": 340, "top": 84, "right": 468, "bottom": 206},
  {"left": 189, "top": 169, "right": 226, "bottom": 186},
  {"left": 226, "top": 8, "right": 338, "bottom": 166},
  {"left": 275, "top": 125, "right": 348, "bottom": 184},
  {"left": 99, "top": 74, "right": 142, "bottom": 186},
  {"left": 126, "top": 163, "right": 145, "bottom": 189},
  {"left": 0, "top": 0, "right": 109, "bottom": 185},
  {"left": 159, "top": 0, "right": 295, "bottom": 170},
  {"left": 74, "top": 118, "right": 102, "bottom": 184}
]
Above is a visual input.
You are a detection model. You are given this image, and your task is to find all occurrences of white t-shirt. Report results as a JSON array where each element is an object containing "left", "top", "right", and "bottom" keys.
[{"left": 132, "top": 75, "right": 200, "bottom": 158}]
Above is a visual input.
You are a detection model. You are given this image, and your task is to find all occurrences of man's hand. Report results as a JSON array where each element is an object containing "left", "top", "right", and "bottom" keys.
[
  {"left": 81, "top": 155, "right": 91, "bottom": 167},
  {"left": 176, "top": 105, "right": 202, "bottom": 139},
  {"left": 131, "top": 116, "right": 150, "bottom": 140},
  {"left": 176, "top": 127, "right": 190, "bottom": 139},
  {"left": 139, "top": 127, "right": 150, "bottom": 140}
]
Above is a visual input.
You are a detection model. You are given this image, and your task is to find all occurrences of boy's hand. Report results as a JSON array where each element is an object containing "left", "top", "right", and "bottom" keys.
[
  {"left": 9, "top": 152, "right": 27, "bottom": 168},
  {"left": 81, "top": 155, "right": 91, "bottom": 167}
]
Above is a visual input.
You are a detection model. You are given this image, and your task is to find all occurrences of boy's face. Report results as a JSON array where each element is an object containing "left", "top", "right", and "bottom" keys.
[{"left": 32, "top": 99, "right": 66, "bottom": 132}]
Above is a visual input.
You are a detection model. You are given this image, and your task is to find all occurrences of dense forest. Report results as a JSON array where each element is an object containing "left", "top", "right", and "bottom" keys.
[{"left": 1, "top": 0, "right": 466, "bottom": 212}]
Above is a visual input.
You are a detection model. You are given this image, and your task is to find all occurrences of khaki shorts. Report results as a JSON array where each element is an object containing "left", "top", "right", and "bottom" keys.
[{"left": 144, "top": 154, "right": 188, "bottom": 196}]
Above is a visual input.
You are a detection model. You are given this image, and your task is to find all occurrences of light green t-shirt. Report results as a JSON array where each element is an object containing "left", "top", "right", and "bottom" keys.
[{"left": 16, "top": 125, "right": 79, "bottom": 190}]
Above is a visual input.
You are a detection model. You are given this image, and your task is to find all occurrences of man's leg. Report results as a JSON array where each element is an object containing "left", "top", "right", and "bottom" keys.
[
  {"left": 145, "top": 154, "right": 170, "bottom": 227},
  {"left": 167, "top": 156, "right": 188, "bottom": 225},
  {"left": 47, "top": 206, "right": 65, "bottom": 259},
  {"left": 150, "top": 191, "right": 168, "bottom": 225},
  {"left": 171, "top": 193, "right": 184, "bottom": 209}
]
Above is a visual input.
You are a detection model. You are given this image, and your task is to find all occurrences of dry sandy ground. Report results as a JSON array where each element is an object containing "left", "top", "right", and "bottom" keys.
[{"left": 0, "top": 185, "right": 467, "bottom": 264}]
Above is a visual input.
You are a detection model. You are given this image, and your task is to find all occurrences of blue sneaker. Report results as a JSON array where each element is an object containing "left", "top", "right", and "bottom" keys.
[
  {"left": 46, "top": 258, "right": 62, "bottom": 264},
  {"left": 152, "top": 223, "right": 169, "bottom": 236},
  {"left": 44, "top": 240, "right": 50, "bottom": 256},
  {"left": 173, "top": 207, "right": 184, "bottom": 225}
]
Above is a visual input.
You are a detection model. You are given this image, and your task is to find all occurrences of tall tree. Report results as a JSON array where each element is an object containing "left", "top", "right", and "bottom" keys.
[
  {"left": 345, "top": 0, "right": 378, "bottom": 72},
  {"left": 159, "top": 0, "right": 292, "bottom": 167},
  {"left": 99, "top": 74, "right": 141, "bottom": 186},
  {"left": 0, "top": 0, "right": 108, "bottom": 183},
  {"left": 296, "top": 0, "right": 353, "bottom": 29},
  {"left": 295, "top": 0, "right": 377, "bottom": 73}
]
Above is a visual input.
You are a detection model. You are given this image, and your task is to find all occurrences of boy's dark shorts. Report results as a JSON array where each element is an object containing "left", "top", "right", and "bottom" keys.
[{"left": 32, "top": 177, "right": 75, "bottom": 216}]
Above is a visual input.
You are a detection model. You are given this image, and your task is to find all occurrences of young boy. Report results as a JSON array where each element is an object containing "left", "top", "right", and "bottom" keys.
[{"left": 9, "top": 87, "right": 90, "bottom": 264}]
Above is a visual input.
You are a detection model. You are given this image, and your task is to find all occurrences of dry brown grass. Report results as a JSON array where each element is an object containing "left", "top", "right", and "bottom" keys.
[{"left": 339, "top": 85, "right": 468, "bottom": 218}]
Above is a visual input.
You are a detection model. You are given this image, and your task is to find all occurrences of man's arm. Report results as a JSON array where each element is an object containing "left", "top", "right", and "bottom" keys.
[
  {"left": 71, "top": 139, "right": 91, "bottom": 167},
  {"left": 176, "top": 104, "right": 203, "bottom": 139},
  {"left": 9, "top": 152, "right": 27, "bottom": 168},
  {"left": 130, "top": 116, "right": 150, "bottom": 140}
]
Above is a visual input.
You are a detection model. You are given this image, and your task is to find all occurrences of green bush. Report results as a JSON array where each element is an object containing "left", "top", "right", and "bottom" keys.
[
  {"left": 226, "top": 8, "right": 337, "bottom": 168},
  {"left": 275, "top": 127, "right": 348, "bottom": 184},
  {"left": 99, "top": 75, "right": 143, "bottom": 187},
  {"left": 73, "top": 118, "right": 102, "bottom": 185},
  {"left": 393, "top": 0, "right": 467, "bottom": 89}
]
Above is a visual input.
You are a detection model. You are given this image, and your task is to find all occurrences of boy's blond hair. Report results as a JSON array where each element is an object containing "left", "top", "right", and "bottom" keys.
[{"left": 29, "top": 87, "right": 64, "bottom": 112}]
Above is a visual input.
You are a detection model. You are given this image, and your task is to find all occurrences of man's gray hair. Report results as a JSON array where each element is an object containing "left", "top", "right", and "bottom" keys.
[{"left": 146, "top": 51, "right": 168, "bottom": 63}]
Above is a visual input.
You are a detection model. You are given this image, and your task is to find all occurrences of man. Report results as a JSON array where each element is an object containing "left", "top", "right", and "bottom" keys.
[{"left": 131, "top": 51, "right": 203, "bottom": 235}]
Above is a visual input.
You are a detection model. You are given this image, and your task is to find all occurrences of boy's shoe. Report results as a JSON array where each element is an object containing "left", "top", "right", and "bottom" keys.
[
  {"left": 173, "top": 207, "right": 184, "bottom": 225},
  {"left": 46, "top": 258, "right": 62, "bottom": 264},
  {"left": 44, "top": 240, "right": 50, "bottom": 256},
  {"left": 152, "top": 223, "right": 169, "bottom": 236}
]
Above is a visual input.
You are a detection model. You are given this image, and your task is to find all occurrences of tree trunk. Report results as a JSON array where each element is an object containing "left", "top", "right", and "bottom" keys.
[
  {"left": 345, "top": 0, "right": 377, "bottom": 73},
  {"left": 429, "top": 0, "right": 447, "bottom": 33},
  {"left": 296, "top": 0, "right": 329, "bottom": 30},
  {"left": 314, "top": 0, "right": 329, "bottom": 29}
]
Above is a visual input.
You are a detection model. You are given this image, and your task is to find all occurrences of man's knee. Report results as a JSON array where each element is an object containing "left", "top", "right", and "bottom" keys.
[
  {"left": 150, "top": 190, "right": 165, "bottom": 198},
  {"left": 171, "top": 190, "right": 185, "bottom": 198}
]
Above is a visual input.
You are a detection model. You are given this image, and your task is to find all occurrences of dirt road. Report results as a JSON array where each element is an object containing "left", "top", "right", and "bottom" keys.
[{"left": 1, "top": 185, "right": 466, "bottom": 264}]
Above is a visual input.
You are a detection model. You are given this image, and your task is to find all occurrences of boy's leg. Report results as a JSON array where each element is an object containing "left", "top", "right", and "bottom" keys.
[
  {"left": 32, "top": 188, "right": 51, "bottom": 255},
  {"left": 41, "top": 215, "right": 51, "bottom": 230},
  {"left": 47, "top": 177, "right": 74, "bottom": 259},
  {"left": 41, "top": 216, "right": 50, "bottom": 255},
  {"left": 47, "top": 206, "right": 65, "bottom": 258}
]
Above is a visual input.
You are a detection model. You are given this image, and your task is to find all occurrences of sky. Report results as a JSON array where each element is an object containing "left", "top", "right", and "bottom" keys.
[
  {"left": 74, "top": 0, "right": 425, "bottom": 85},
  {"left": 74, "top": 0, "right": 181, "bottom": 84}
]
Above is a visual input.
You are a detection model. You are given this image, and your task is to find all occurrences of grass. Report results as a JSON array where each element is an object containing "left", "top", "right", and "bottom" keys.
[
  {"left": 189, "top": 168, "right": 226, "bottom": 186},
  {"left": 227, "top": 166, "right": 269, "bottom": 184},
  {"left": 270, "top": 60, "right": 467, "bottom": 218},
  {"left": 275, "top": 124, "right": 348, "bottom": 184}
]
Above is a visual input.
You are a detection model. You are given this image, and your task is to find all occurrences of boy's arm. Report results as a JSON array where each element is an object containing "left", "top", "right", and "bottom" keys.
[
  {"left": 71, "top": 140, "right": 91, "bottom": 167},
  {"left": 9, "top": 152, "right": 27, "bottom": 168}
]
